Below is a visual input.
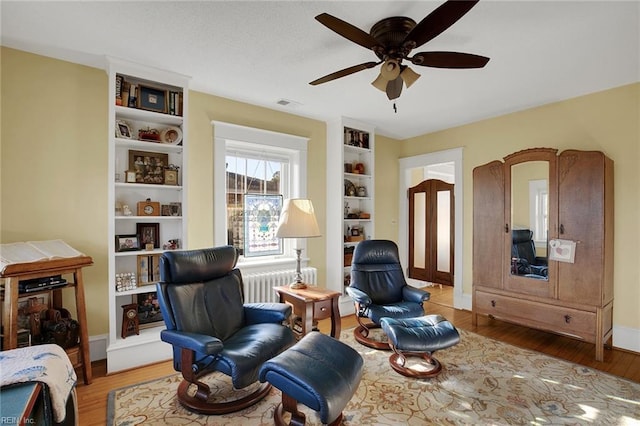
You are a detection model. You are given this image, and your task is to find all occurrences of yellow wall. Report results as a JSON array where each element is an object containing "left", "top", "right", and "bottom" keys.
[
  {"left": 400, "top": 83, "right": 640, "bottom": 330},
  {"left": 2, "top": 47, "right": 638, "bottom": 337},
  {"left": 1, "top": 48, "right": 109, "bottom": 330},
  {"left": 0, "top": 48, "right": 327, "bottom": 336},
  {"left": 374, "top": 134, "right": 400, "bottom": 241}
]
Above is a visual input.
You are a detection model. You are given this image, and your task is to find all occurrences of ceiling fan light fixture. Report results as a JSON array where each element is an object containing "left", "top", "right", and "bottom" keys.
[
  {"left": 371, "top": 73, "right": 388, "bottom": 92},
  {"left": 400, "top": 66, "right": 421, "bottom": 88},
  {"left": 380, "top": 59, "right": 401, "bottom": 81}
]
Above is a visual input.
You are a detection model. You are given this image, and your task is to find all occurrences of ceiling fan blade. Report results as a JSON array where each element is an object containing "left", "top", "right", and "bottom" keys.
[
  {"left": 404, "top": 0, "right": 480, "bottom": 49},
  {"left": 316, "top": 13, "right": 381, "bottom": 50},
  {"left": 386, "top": 76, "right": 404, "bottom": 100},
  {"left": 310, "top": 61, "right": 380, "bottom": 86},
  {"left": 411, "top": 51, "right": 489, "bottom": 68}
]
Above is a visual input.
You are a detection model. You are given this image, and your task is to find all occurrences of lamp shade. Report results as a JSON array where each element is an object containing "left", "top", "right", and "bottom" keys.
[
  {"left": 276, "top": 199, "right": 321, "bottom": 238},
  {"left": 400, "top": 66, "right": 421, "bottom": 88}
]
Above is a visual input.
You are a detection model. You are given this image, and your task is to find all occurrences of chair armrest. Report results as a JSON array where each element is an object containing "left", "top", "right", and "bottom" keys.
[
  {"left": 160, "top": 330, "right": 223, "bottom": 355},
  {"left": 244, "top": 303, "right": 292, "bottom": 324},
  {"left": 513, "top": 258, "right": 531, "bottom": 275},
  {"left": 345, "top": 287, "right": 372, "bottom": 306},
  {"left": 535, "top": 256, "right": 548, "bottom": 266},
  {"left": 403, "top": 285, "right": 430, "bottom": 303},
  {"left": 530, "top": 264, "right": 548, "bottom": 277}
]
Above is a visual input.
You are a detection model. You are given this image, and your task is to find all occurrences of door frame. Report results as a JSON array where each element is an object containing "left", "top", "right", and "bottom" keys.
[{"left": 398, "top": 147, "right": 469, "bottom": 310}]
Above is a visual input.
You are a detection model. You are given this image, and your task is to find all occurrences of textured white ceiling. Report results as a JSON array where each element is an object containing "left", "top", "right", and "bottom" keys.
[{"left": 2, "top": 1, "right": 638, "bottom": 139}]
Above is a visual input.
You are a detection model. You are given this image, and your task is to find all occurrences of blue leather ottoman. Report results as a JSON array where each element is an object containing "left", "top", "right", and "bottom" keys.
[
  {"left": 380, "top": 314, "right": 460, "bottom": 378},
  {"left": 259, "top": 331, "right": 364, "bottom": 425}
]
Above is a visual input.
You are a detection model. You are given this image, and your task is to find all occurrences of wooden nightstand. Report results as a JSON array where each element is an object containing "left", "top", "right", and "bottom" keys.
[{"left": 273, "top": 285, "right": 342, "bottom": 339}]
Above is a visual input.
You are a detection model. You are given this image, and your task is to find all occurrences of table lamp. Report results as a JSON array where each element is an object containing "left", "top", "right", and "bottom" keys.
[{"left": 276, "top": 198, "right": 321, "bottom": 289}]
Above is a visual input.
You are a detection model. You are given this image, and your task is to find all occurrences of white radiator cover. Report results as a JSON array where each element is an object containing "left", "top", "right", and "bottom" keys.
[{"left": 243, "top": 267, "right": 317, "bottom": 303}]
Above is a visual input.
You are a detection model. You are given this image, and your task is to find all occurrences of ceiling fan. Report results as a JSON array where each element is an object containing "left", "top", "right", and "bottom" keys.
[{"left": 310, "top": 0, "right": 490, "bottom": 101}]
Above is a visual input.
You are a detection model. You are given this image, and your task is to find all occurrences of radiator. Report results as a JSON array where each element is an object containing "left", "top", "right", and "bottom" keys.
[{"left": 243, "top": 267, "right": 317, "bottom": 303}]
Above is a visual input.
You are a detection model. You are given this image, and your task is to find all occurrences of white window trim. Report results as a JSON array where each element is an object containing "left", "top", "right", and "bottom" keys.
[
  {"left": 213, "top": 121, "right": 309, "bottom": 271},
  {"left": 529, "top": 179, "right": 548, "bottom": 248}
]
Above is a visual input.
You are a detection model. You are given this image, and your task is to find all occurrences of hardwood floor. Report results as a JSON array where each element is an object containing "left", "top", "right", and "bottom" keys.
[{"left": 78, "top": 299, "right": 640, "bottom": 425}]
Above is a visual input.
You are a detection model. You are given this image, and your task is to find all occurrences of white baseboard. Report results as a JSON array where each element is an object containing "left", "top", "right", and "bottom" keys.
[
  {"left": 612, "top": 324, "right": 640, "bottom": 354},
  {"left": 88, "top": 334, "right": 108, "bottom": 361}
]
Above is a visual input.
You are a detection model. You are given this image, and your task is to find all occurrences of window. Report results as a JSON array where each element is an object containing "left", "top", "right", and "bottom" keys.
[
  {"left": 213, "top": 122, "right": 308, "bottom": 264},
  {"left": 226, "top": 152, "right": 287, "bottom": 256},
  {"left": 529, "top": 179, "right": 548, "bottom": 246}
]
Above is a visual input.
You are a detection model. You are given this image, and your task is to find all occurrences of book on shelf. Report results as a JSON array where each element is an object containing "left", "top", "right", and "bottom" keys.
[{"left": 0, "top": 240, "right": 85, "bottom": 271}]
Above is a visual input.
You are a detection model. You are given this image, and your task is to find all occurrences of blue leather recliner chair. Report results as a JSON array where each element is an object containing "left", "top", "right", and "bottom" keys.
[
  {"left": 511, "top": 229, "right": 548, "bottom": 279},
  {"left": 156, "top": 246, "right": 296, "bottom": 414},
  {"left": 346, "top": 239, "right": 431, "bottom": 350}
]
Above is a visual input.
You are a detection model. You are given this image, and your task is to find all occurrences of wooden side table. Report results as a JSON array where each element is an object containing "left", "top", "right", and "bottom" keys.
[
  {"left": 273, "top": 285, "right": 342, "bottom": 339},
  {"left": 1, "top": 256, "right": 94, "bottom": 384}
]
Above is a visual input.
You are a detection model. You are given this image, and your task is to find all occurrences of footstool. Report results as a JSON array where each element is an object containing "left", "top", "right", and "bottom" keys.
[
  {"left": 259, "top": 331, "right": 364, "bottom": 426},
  {"left": 380, "top": 314, "right": 460, "bottom": 378}
]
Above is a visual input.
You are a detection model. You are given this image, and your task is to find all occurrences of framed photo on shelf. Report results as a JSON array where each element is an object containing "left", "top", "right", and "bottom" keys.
[
  {"left": 116, "top": 234, "right": 140, "bottom": 252},
  {"left": 164, "top": 169, "right": 178, "bottom": 185},
  {"left": 135, "top": 291, "right": 164, "bottom": 328},
  {"left": 115, "top": 120, "right": 132, "bottom": 139},
  {"left": 129, "top": 150, "right": 168, "bottom": 184},
  {"left": 125, "top": 171, "right": 137, "bottom": 183},
  {"left": 169, "top": 202, "right": 182, "bottom": 216},
  {"left": 137, "top": 222, "right": 160, "bottom": 249},
  {"left": 137, "top": 85, "right": 168, "bottom": 114}
]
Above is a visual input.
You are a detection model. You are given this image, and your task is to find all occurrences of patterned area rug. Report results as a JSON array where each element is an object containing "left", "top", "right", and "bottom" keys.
[{"left": 108, "top": 329, "right": 640, "bottom": 425}]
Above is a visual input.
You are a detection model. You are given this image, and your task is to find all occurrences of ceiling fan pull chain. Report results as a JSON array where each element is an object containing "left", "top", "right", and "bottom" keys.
[{"left": 393, "top": 102, "right": 397, "bottom": 113}]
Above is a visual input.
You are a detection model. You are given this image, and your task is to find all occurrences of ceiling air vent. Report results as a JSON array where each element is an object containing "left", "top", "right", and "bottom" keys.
[{"left": 276, "top": 99, "right": 302, "bottom": 108}]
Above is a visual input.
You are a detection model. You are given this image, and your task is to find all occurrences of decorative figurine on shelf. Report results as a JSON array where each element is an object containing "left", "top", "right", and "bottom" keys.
[
  {"left": 163, "top": 239, "right": 180, "bottom": 250},
  {"left": 122, "top": 205, "right": 133, "bottom": 216},
  {"left": 138, "top": 128, "right": 161, "bottom": 142}
]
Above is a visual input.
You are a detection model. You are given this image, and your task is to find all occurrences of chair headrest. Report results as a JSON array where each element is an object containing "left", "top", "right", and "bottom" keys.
[
  {"left": 512, "top": 229, "right": 533, "bottom": 244},
  {"left": 160, "top": 246, "right": 238, "bottom": 284},
  {"left": 352, "top": 240, "right": 400, "bottom": 266}
]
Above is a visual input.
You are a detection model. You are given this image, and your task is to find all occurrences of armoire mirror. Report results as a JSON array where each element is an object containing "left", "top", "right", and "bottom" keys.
[
  {"left": 504, "top": 148, "right": 557, "bottom": 287},
  {"left": 510, "top": 161, "right": 549, "bottom": 280}
]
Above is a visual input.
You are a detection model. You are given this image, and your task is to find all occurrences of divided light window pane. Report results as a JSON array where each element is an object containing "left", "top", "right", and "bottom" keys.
[{"left": 225, "top": 152, "right": 289, "bottom": 257}]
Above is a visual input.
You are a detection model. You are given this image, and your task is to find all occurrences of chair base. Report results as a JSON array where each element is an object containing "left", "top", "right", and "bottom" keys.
[
  {"left": 273, "top": 394, "right": 344, "bottom": 426},
  {"left": 176, "top": 379, "right": 272, "bottom": 415},
  {"left": 388, "top": 350, "right": 443, "bottom": 378},
  {"left": 353, "top": 323, "right": 392, "bottom": 350}
]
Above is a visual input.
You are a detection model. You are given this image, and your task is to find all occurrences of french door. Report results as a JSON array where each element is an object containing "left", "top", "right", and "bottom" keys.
[{"left": 408, "top": 179, "right": 454, "bottom": 286}]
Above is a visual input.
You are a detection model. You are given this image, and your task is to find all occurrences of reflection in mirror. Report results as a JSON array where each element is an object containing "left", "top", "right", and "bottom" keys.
[{"left": 510, "top": 161, "right": 549, "bottom": 280}]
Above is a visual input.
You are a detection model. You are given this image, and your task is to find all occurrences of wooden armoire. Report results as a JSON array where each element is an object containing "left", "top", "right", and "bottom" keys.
[{"left": 472, "top": 148, "right": 614, "bottom": 361}]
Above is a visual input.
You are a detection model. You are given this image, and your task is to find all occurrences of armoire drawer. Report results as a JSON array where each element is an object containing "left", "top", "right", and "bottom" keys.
[{"left": 474, "top": 291, "right": 596, "bottom": 340}]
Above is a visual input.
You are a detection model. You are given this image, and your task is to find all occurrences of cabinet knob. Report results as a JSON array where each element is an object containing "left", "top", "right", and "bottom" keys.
[
  {"left": 505, "top": 224, "right": 509, "bottom": 233},
  {"left": 560, "top": 224, "right": 565, "bottom": 234},
  {"left": 564, "top": 315, "right": 571, "bottom": 323},
  {"left": 320, "top": 307, "right": 327, "bottom": 312},
  {"left": 491, "top": 300, "right": 496, "bottom": 307}
]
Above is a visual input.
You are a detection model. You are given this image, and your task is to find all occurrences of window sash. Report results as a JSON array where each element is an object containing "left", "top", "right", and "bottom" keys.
[{"left": 213, "top": 121, "right": 308, "bottom": 264}]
